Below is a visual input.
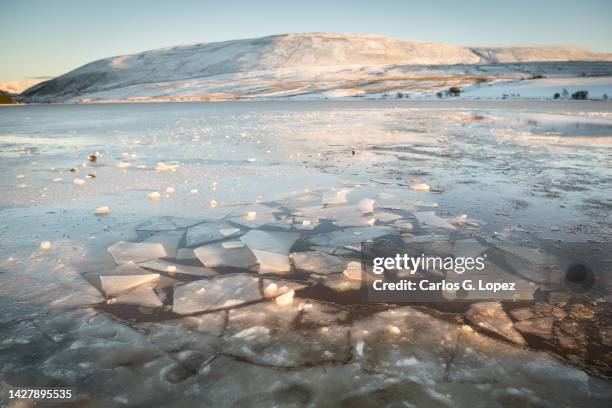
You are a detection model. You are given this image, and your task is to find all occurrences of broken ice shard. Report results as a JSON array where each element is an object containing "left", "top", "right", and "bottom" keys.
[
  {"left": 240, "top": 230, "right": 299, "bottom": 274},
  {"left": 107, "top": 241, "right": 168, "bottom": 264}
]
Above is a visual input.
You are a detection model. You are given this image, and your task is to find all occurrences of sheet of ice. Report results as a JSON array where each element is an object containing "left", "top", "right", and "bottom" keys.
[
  {"left": 240, "top": 230, "right": 300, "bottom": 274},
  {"left": 414, "top": 211, "right": 456, "bottom": 229},
  {"left": 100, "top": 273, "right": 160, "bottom": 297},
  {"left": 373, "top": 211, "right": 403, "bottom": 223},
  {"left": 116, "top": 285, "right": 163, "bottom": 308},
  {"left": 172, "top": 274, "right": 262, "bottom": 314},
  {"left": 221, "top": 240, "right": 245, "bottom": 249},
  {"left": 321, "top": 189, "right": 351, "bottom": 204},
  {"left": 291, "top": 216, "right": 319, "bottom": 230},
  {"left": 260, "top": 278, "right": 307, "bottom": 299},
  {"left": 142, "top": 230, "right": 184, "bottom": 258},
  {"left": 227, "top": 212, "right": 277, "bottom": 228},
  {"left": 186, "top": 221, "right": 243, "bottom": 246},
  {"left": 342, "top": 261, "right": 362, "bottom": 281},
  {"left": 358, "top": 198, "right": 376, "bottom": 213},
  {"left": 193, "top": 243, "right": 258, "bottom": 270},
  {"left": 138, "top": 259, "right": 217, "bottom": 277},
  {"left": 223, "top": 301, "right": 350, "bottom": 367},
  {"left": 290, "top": 251, "right": 349, "bottom": 275},
  {"left": 466, "top": 302, "right": 526, "bottom": 345},
  {"left": 305, "top": 226, "right": 396, "bottom": 247},
  {"left": 136, "top": 216, "right": 181, "bottom": 232},
  {"left": 351, "top": 307, "right": 459, "bottom": 382},
  {"left": 107, "top": 241, "right": 168, "bottom": 264}
]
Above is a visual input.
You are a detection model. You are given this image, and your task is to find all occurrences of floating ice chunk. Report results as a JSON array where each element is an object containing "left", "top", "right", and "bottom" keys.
[
  {"left": 386, "top": 325, "right": 401, "bottom": 335},
  {"left": 100, "top": 273, "right": 159, "bottom": 297},
  {"left": 190, "top": 189, "right": 198, "bottom": 195},
  {"left": 155, "top": 162, "right": 178, "bottom": 172},
  {"left": 53, "top": 177, "right": 62, "bottom": 182},
  {"left": 378, "top": 192, "right": 395, "bottom": 200},
  {"left": 373, "top": 212, "right": 403, "bottom": 223},
  {"left": 334, "top": 214, "right": 377, "bottom": 227},
  {"left": 275, "top": 290, "right": 294, "bottom": 306},
  {"left": 466, "top": 302, "right": 526, "bottom": 345},
  {"left": 222, "top": 241, "right": 245, "bottom": 249},
  {"left": 320, "top": 274, "right": 362, "bottom": 292},
  {"left": 147, "top": 191, "right": 161, "bottom": 201},
  {"left": 193, "top": 243, "right": 257, "bottom": 270},
  {"left": 219, "top": 228, "right": 241, "bottom": 237},
  {"left": 172, "top": 274, "right": 261, "bottom": 314},
  {"left": 121, "top": 152, "right": 129, "bottom": 159},
  {"left": 116, "top": 285, "right": 163, "bottom": 308},
  {"left": 292, "top": 217, "right": 320, "bottom": 230},
  {"left": 290, "top": 251, "right": 349, "bottom": 275},
  {"left": 107, "top": 241, "right": 167, "bottom": 264},
  {"left": 305, "top": 226, "right": 396, "bottom": 247},
  {"left": 229, "top": 212, "right": 276, "bottom": 228},
  {"left": 209, "top": 200, "right": 217, "bottom": 208},
  {"left": 187, "top": 222, "right": 243, "bottom": 246},
  {"left": 343, "top": 262, "right": 362, "bottom": 281},
  {"left": 240, "top": 230, "right": 300, "bottom": 274},
  {"left": 321, "top": 189, "right": 351, "bottom": 205},
  {"left": 411, "top": 183, "right": 431, "bottom": 192},
  {"left": 263, "top": 282, "right": 278, "bottom": 297},
  {"left": 165, "top": 187, "right": 176, "bottom": 196},
  {"left": 16, "top": 183, "right": 28, "bottom": 189},
  {"left": 414, "top": 211, "right": 456, "bottom": 229},
  {"left": 246, "top": 158, "right": 256, "bottom": 163},
  {"left": 73, "top": 178, "right": 85, "bottom": 186},
  {"left": 358, "top": 198, "right": 376, "bottom": 213},
  {"left": 94, "top": 206, "right": 109, "bottom": 216},
  {"left": 138, "top": 259, "right": 216, "bottom": 278},
  {"left": 116, "top": 162, "right": 131, "bottom": 169},
  {"left": 142, "top": 230, "right": 184, "bottom": 258},
  {"left": 40, "top": 241, "right": 52, "bottom": 250},
  {"left": 393, "top": 221, "right": 414, "bottom": 230},
  {"left": 451, "top": 214, "right": 484, "bottom": 228},
  {"left": 261, "top": 279, "right": 306, "bottom": 299},
  {"left": 16, "top": 174, "right": 25, "bottom": 179}
]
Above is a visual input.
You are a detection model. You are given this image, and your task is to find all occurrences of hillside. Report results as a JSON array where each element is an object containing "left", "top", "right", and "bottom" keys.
[{"left": 22, "top": 33, "right": 612, "bottom": 102}]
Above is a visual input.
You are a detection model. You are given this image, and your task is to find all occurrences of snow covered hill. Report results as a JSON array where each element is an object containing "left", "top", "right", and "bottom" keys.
[{"left": 21, "top": 33, "right": 612, "bottom": 102}]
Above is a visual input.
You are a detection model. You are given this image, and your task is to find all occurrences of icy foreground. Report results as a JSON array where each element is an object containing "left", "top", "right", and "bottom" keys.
[
  {"left": 20, "top": 32, "right": 612, "bottom": 102},
  {"left": 0, "top": 100, "right": 611, "bottom": 406}
]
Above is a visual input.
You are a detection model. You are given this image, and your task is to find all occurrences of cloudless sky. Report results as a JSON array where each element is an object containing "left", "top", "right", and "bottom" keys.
[{"left": 1, "top": 0, "right": 611, "bottom": 82}]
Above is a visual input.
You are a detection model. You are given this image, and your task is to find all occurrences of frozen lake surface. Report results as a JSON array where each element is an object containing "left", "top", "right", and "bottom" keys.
[{"left": 1, "top": 100, "right": 611, "bottom": 406}]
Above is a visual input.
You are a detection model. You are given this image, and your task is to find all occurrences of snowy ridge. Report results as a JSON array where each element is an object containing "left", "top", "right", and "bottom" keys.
[{"left": 21, "top": 33, "right": 612, "bottom": 102}]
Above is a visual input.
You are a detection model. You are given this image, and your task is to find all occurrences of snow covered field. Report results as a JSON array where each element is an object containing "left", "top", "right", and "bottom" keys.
[{"left": 0, "top": 100, "right": 611, "bottom": 406}]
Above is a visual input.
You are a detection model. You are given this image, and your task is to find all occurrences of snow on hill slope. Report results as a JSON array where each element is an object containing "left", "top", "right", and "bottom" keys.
[{"left": 22, "top": 33, "right": 612, "bottom": 102}]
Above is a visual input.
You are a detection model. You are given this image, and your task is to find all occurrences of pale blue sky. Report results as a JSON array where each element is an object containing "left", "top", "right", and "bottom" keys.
[{"left": 1, "top": 0, "right": 611, "bottom": 82}]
